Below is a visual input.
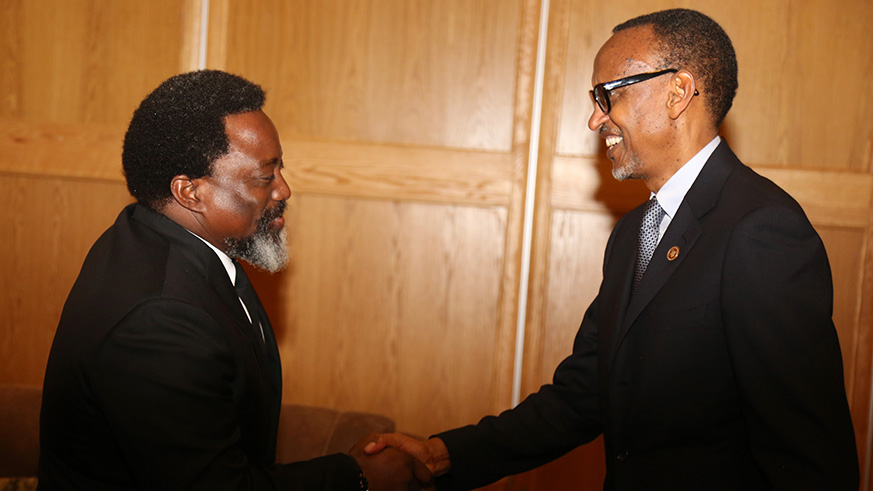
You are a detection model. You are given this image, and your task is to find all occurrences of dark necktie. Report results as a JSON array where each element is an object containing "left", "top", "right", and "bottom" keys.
[
  {"left": 233, "top": 260, "right": 265, "bottom": 347},
  {"left": 633, "top": 196, "right": 666, "bottom": 294}
]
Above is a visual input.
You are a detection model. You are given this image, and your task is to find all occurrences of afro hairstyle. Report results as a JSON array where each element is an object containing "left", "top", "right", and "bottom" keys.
[{"left": 122, "top": 70, "right": 266, "bottom": 210}]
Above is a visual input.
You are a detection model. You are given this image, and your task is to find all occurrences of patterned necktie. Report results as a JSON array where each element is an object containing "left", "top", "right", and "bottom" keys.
[
  {"left": 633, "top": 197, "right": 666, "bottom": 294},
  {"left": 233, "top": 260, "right": 265, "bottom": 346}
]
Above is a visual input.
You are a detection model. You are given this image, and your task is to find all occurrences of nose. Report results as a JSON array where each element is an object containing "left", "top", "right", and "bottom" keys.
[
  {"left": 272, "top": 167, "right": 292, "bottom": 202},
  {"left": 588, "top": 103, "right": 609, "bottom": 131}
]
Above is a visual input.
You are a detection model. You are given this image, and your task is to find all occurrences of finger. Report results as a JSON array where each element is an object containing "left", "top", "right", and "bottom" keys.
[
  {"left": 363, "top": 440, "right": 384, "bottom": 454},
  {"left": 364, "top": 433, "right": 408, "bottom": 455},
  {"left": 363, "top": 433, "right": 401, "bottom": 454}
]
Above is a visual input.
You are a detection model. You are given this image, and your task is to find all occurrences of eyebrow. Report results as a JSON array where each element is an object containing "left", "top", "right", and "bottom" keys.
[{"left": 259, "top": 157, "right": 283, "bottom": 169}]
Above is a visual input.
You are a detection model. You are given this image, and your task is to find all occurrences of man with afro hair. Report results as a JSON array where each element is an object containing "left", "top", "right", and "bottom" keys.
[{"left": 39, "top": 70, "right": 431, "bottom": 490}]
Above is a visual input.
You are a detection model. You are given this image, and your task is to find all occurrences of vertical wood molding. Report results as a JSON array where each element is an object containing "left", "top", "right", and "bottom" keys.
[
  {"left": 179, "top": 0, "right": 205, "bottom": 72},
  {"left": 519, "top": 0, "right": 570, "bottom": 398},
  {"left": 492, "top": 0, "right": 543, "bottom": 412},
  {"left": 510, "top": 0, "right": 551, "bottom": 407},
  {"left": 206, "top": 0, "right": 229, "bottom": 69}
]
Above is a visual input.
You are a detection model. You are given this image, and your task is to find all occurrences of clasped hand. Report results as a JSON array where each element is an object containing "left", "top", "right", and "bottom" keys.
[
  {"left": 360, "top": 433, "right": 452, "bottom": 487},
  {"left": 349, "top": 432, "right": 435, "bottom": 490}
]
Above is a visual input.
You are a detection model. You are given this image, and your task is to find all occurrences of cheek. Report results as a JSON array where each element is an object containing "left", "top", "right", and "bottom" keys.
[
  {"left": 211, "top": 188, "right": 264, "bottom": 230},
  {"left": 626, "top": 106, "right": 664, "bottom": 143}
]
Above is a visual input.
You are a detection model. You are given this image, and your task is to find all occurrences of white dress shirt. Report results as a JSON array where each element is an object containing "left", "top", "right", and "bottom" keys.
[{"left": 652, "top": 135, "right": 721, "bottom": 242}]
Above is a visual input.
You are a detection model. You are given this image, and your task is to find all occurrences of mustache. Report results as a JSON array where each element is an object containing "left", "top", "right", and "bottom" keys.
[{"left": 257, "top": 200, "right": 287, "bottom": 229}]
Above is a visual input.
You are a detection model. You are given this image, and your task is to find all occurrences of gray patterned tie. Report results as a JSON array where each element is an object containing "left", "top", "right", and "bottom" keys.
[{"left": 633, "top": 197, "right": 666, "bottom": 294}]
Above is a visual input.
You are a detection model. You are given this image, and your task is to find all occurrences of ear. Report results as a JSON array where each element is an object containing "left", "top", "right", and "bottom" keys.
[
  {"left": 170, "top": 175, "right": 208, "bottom": 213},
  {"left": 666, "top": 70, "right": 698, "bottom": 119}
]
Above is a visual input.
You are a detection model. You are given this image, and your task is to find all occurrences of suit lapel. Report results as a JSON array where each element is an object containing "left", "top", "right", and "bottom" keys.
[
  {"left": 596, "top": 210, "right": 641, "bottom": 362},
  {"left": 607, "top": 141, "right": 739, "bottom": 366},
  {"left": 242, "top": 279, "right": 283, "bottom": 396},
  {"left": 622, "top": 207, "right": 701, "bottom": 325}
]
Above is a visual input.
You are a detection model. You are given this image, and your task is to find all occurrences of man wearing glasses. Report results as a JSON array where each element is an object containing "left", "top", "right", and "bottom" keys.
[{"left": 366, "top": 8, "right": 859, "bottom": 489}]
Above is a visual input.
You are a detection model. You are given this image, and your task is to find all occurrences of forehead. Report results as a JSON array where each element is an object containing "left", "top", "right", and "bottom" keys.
[
  {"left": 224, "top": 111, "right": 279, "bottom": 151},
  {"left": 221, "top": 111, "right": 282, "bottom": 162},
  {"left": 210, "top": 110, "right": 282, "bottom": 177},
  {"left": 592, "top": 25, "right": 660, "bottom": 84}
]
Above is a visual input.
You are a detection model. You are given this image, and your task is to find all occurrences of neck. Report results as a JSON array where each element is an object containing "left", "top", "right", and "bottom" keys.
[
  {"left": 644, "top": 123, "right": 717, "bottom": 193},
  {"left": 160, "top": 202, "right": 226, "bottom": 253}
]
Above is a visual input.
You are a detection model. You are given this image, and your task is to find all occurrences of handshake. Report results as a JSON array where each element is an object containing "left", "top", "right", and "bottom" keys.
[{"left": 349, "top": 433, "right": 451, "bottom": 491}]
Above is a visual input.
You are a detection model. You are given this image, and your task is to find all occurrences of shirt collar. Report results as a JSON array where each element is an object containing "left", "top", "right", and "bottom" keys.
[
  {"left": 187, "top": 231, "right": 237, "bottom": 285},
  {"left": 653, "top": 135, "right": 721, "bottom": 218}
]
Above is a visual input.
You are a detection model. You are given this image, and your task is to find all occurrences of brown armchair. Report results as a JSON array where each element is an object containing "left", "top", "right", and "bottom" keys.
[{"left": 0, "top": 384, "right": 394, "bottom": 485}]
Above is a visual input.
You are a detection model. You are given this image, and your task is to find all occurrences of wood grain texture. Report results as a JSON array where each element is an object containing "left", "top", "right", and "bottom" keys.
[
  {"left": 818, "top": 229, "right": 866, "bottom": 401},
  {"left": 218, "top": 0, "right": 522, "bottom": 152},
  {"left": 0, "top": 121, "right": 124, "bottom": 181},
  {"left": 179, "top": 0, "right": 207, "bottom": 72},
  {"left": 252, "top": 195, "right": 508, "bottom": 436},
  {"left": 211, "top": 0, "right": 543, "bottom": 438},
  {"left": 0, "top": 176, "right": 132, "bottom": 385},
  {"left": 0, "top": 0, "right": 188, "bottom": 125},
  {"left": 284, "top": 140, "right": 514, "bottom": 206}
]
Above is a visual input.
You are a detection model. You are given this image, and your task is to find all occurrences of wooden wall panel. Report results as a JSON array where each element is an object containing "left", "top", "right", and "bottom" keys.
[
  {"left": 0, "top": 176, "right": 131, "bottom": 385},
  {"left": 724, "top": 0, "right": 873, "bottom": 171},
  {"left": 214, "top": 0, "right": 522, "bottom": 152},
  {"left": 208, "top": 0, "right": 542, "bottom": 453},
  {"left": 819, "top": 228, "right": 866, "bottom": 400},
  {"left": 250, "top": 195, "right": 508, "bottom": 435},
  {"left": 537, "top": 211, "right": 612, "bottom": 383},
  {"left": 0, "top": 0, "right": 191, "bottom": 124}
]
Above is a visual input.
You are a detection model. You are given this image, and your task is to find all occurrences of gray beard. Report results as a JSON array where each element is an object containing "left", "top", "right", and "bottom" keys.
[
  {"left": 226, "top": 227, "right": 288, "bottom": 273},
  {"left": 225, "top": 203, "right": 289, "bottom": 273},
  {"left": 612, "top": 155, "right": 644, "bottom": 181}
]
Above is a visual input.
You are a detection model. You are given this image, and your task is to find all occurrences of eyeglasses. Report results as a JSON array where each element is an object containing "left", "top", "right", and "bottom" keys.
[{"left": 589, "top": 68, "right": 678, "bottom": 114}]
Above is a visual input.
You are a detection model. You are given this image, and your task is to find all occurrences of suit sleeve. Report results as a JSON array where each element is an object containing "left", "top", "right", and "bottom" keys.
[
  {"left": 721, "top": 204, "right": 859, "bottom": 488},
  {"left": 432, "top": 215, "right": 641, "bottom": 491},
  {"left": 435, "top": 297, "right": 604, "bottom": 491},
  {"left": 89, "top": 299, "right": 361, "bottom": 491}
]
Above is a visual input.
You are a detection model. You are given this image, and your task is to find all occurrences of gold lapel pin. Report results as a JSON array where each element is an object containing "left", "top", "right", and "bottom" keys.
[{"left": 667, "top": 246, "right": 680, "bottom": 261}]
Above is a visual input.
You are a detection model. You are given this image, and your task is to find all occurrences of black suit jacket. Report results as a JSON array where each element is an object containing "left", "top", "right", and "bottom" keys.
[
  {"left": 436, "top": 142, "right": 859, "bottom": 490},
  {"left": 39, "top": 204, "right": 361, "bottom": 490}
]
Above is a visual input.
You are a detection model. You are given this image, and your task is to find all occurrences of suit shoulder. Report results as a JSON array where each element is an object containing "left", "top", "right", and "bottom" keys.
[
  {"left": 731, "top": 164, "right": 800, "bottom": 204},
  {"left": 57, "top": 206, "right": 217, "bottom": 344},
  {"left": 719, "top": 163, "right": 810, "bottom": 223}
]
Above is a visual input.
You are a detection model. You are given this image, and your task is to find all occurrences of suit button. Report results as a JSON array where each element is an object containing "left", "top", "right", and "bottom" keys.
[{"left": 616, "top": 450, "right": 629, "bottom": 462}]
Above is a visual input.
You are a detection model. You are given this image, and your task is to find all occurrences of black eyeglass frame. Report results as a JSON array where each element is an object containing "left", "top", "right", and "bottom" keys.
[{"left": 589, "top": 68, "right": 678, "bottom": 114}]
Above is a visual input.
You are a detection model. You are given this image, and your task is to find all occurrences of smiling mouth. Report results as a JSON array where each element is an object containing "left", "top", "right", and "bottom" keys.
[{"left": 605, "top": 135, "right": 623, "bottom": 149}]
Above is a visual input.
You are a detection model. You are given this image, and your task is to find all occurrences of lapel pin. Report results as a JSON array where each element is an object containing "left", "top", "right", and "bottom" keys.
[{"left": 667, "top": 246, "right": 680, "bottom": 261}]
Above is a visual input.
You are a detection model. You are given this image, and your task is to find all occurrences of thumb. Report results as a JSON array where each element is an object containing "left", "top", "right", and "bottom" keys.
[
  {"left": 412, "top": 456, "right": 434, "bottom": 487},
  {"left": 362, "top": 433, "right": 393, "bottom": 454}
]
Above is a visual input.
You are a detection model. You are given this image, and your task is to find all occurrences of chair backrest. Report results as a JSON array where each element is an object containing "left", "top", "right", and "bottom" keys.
[
  {"left": 275, "top": 404, "right": 395, "bottom": 463},
  {"left": 0, "top": 384, "right": 42, "bottom": 477}
]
